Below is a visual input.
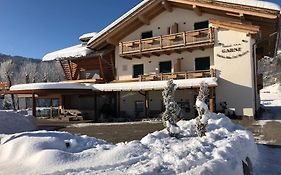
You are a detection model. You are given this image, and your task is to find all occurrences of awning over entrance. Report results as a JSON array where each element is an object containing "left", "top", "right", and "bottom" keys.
[{"left": 10, "top": 77, "right": 218, "bottom": 93}]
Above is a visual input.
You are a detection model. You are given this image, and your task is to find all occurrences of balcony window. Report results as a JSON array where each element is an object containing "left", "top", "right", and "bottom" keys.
[
  {"left": 133, "top": 64, "right": 144, "bottom": 78},
  {"left": 141, "top": 31, "right": 153, "bottom": 39},
  {"left": 160, "top": 61, "right": 171, "bottom": 73},
  {"left": 195, "top": 57, "right": 210, "bottom": 71},
  {"left": 194, "top": 21, "right": 209, "bottom": 30}
]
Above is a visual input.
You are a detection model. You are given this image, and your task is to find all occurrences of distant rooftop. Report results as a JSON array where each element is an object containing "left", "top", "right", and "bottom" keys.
[
  {"left": 42, "top": 44, "right": 93, "bottom": 61},
  {"left": 79, "top": 32, "right": 97, "bottom": 42}
]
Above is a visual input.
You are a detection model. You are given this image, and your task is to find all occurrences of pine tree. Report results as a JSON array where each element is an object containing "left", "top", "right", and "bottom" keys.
[
  {"left": 195, "top": 82, "right": 210, "bottom": 137},
  {"left": 162, "top": 80, "right": 181, "bottom": 137}
]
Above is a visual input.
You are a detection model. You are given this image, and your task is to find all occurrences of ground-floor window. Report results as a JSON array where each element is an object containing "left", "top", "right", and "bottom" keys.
[
  {"left": 135, "top": 101, "right": 144, "bottom": 113},
  {"left": 36, "top": 98, "right": 59, "bottom": 118}
]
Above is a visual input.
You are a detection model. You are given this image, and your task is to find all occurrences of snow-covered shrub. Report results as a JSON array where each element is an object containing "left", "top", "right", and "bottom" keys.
[
  {"left": 162, "top": 80, "right": 181, "bottom": 137},
  {"left": 195, "top": 82, "right": 210, "bottom": 137}
]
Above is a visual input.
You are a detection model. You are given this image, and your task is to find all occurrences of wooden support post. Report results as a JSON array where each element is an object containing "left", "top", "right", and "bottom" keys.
[
  {"left": 209, "top": 87, "right": 214, "bottom": 112},
  {"left": 50, "top": 98, "right": 53, "bottom": 118},
  {"left": 117, "top": 92, "right": 120, "bottom": 117},
  {"left": 94, "top": 93, "right": 97, "bottom": 121},
  {"left": 99, "top": 56, "right": 105, "bottom": 80},
  {"left": 145, "top": 91, "right": 149, "bottom": 117},
  {"left": 59, "top": 95, "right": 63, "bottom": 117},
  {"left": 67, "top": 60, "right": 73, "bottom": 80},
  {"left": 160, "top": 35, "right": 163, "bottom": 49},
  {"left": 32, "top": 93, "right": 36, "bottom": 117},
  {"left": 109, "top": 52, "right": 116, "bottom": 78}
]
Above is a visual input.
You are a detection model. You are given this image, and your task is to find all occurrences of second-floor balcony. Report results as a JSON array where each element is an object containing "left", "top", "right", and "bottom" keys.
[{"left": 119, "top": 28, "right": 214, "bottom": 59}]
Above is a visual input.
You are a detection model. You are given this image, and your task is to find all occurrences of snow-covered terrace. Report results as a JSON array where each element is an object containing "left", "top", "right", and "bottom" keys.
[{"left": 9, "top": 77, "right": 218, "bottom": 93}]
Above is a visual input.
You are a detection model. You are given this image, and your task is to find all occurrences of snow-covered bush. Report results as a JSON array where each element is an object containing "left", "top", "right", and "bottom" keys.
[
  {"left": 162, "top": 80, "right": 181, "bottom": 137},
  {"left": 195, "top": 82, "right": 210, "bottom": 137}
]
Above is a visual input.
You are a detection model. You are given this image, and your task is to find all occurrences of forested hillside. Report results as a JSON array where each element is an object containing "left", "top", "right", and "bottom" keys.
[{"left": 0, "top": 53, "right": 65, "bottom": 85}]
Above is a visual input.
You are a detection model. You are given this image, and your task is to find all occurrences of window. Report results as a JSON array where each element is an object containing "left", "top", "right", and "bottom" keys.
[
  {"left": 133, "top": 64, "right": 144, "bottom": 78},
  {"left": 141, "top": 31, "right": 153, "bottom": 39},
  {"left": 159, "top": 61, "right": 171, "bottom": 73},
  {"left": 135, "top": 101, "right": 144, "bottom": 112},
  {"left": 195, "top": 57, "right": 210, "bottom": 71},
  {"left": 194, "top": 21, "right": 209, "bottom": 30},
  {"left": 81, "top": 69, "right": 100, "bottom": 79}
]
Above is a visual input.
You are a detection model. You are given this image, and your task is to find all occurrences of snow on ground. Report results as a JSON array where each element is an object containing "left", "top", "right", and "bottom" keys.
[
  {"left": 0, "top": 110, "right": 36, "bottom": 135},
  {"left": 0, "top": 113, "right": 257, "bottom": 175},
  {"left": 254, "top": 144, "right": 281, "bottom": 175},
  {"left": 67, "top": 121, "right": 161, "bottom": 128}
]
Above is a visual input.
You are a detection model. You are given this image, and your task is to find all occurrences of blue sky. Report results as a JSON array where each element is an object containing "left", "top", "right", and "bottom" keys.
[{"left": 0, "top": 0, "right": 280, "bottom": 59}]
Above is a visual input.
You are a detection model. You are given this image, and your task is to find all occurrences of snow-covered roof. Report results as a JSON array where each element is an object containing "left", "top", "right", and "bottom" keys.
[
  {"left": 87, "top": 0, "right": 280, "bottom": 46},
  {"left": 217, "top": 0, "right": 280, "bottom": 11},
  {"left": 10, "top": 82, "right": 93, "bottom": 91},
  {"left": 42, "top": 44, "right": 93, "bottom": 61},
  {"left": 10, "top": 77, "right": 218, "bottom": 92},
  {"left": 79, "top": 32, "right": 97, "bottom": 41},
  {"left": 92, "top": 77, "right": 218, "bottom": 91}
]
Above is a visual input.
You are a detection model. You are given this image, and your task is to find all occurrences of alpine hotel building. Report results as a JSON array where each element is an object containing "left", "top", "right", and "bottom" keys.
[{"left": 10, "top": 0, "right": 281, "bottom": 121}]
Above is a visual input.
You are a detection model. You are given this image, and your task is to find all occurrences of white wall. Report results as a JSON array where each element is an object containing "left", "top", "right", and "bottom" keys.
[
  {"left": 115, "top": 7, "right": 238, "bottom": 80},
  {"left": 116, "top": 49, "right": 214, "bottom": 80},
  {"left": 213, "top": 28, "right": 256, "bottom": 116},
  {"left": 115, "top": 7, "right": 257, "bottom": 116}
]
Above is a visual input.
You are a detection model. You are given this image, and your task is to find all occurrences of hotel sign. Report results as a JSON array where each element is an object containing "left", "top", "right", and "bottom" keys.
[{"left": 217, "top": 43, "right": 249, "bottom": 59}]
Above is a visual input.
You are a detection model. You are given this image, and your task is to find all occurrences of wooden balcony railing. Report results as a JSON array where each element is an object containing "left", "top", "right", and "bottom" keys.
[
  {"left": 119, "top": 28, "right": 214, "bottom": 58},
  {"left": 138, "top": 69, "right": 215, "bottom": 82}
]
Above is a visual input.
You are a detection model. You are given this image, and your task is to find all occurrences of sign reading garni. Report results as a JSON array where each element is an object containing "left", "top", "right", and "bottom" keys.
[{"left": 217, "top": 43, "right": 249, "bottom": 59}]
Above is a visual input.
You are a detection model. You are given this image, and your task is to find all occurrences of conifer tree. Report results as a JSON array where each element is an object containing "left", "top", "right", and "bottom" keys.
[
  {"left": 195, "top": 82, "right": 210, "bottom": 137},
  {"left": 162, "top": 80, "right": 181, "bottom": 137}
]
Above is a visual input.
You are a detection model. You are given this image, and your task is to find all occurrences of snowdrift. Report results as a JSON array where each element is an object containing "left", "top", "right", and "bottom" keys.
[
  {"left": 0, "top": 113, "right": 257, "bottom": 175},
  {"left": 0, "top": 110, "right": 36, "bottom": 134}
]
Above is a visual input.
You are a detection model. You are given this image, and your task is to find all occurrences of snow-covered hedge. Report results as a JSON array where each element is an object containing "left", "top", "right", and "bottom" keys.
[
  {"left": 0, "top": 110, "right": 36, "bottom": 134},
  {"left": 0, "top": 113, "right": 257, "bottom": 175}
]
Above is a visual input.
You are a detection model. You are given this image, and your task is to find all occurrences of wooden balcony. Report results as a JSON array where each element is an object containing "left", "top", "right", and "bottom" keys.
[
  {"left": 138, "top": 69, "right": 215, "bottom": 82},
  {"left": 119, "top": 28, "right": 214, "bottom": 59}
]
